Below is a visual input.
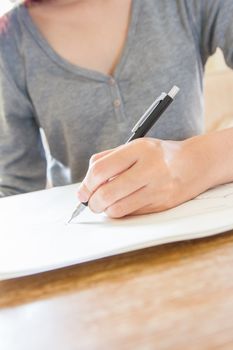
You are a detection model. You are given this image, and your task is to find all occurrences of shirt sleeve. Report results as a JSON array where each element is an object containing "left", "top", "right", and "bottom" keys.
[
  {"left": 185, "top": 0, "right": 233, "bottom": 68},
  {"left": 0, "top": 65, "right": 47, "bottom": 197},
  {"left": 201, "top": 0, "right": 233, "bottom": 68}
]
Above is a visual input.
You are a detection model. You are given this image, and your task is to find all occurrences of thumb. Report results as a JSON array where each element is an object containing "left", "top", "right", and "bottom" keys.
[{"left": 89, "top": 149, "right": 115, "bottom": 166}]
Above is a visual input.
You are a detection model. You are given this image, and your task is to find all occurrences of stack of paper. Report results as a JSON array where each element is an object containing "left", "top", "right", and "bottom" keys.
[{"left": 1, "top": 182, "right": 233, "bottom": 280}]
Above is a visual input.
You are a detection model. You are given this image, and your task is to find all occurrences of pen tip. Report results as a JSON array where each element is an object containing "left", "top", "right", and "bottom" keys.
[
  {"left": 67, "top": 215, "right": 74, "bottom": 224},
  {"left": 67, "top": 202, "right": 86, "bottom": 224}
]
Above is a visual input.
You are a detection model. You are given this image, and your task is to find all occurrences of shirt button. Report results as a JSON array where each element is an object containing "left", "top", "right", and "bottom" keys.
[
  {"left": 109, "top": 77, "right": 116, "bottom": 86},
  {"left": 113, "top": 99, "right": 121, "bottom": 108}
]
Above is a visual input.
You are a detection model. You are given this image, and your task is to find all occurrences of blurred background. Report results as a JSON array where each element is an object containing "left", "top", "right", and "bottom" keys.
[
  {"left": 1, "top": 0, "right": 233, "bottom": 132},
  {"left": 205, "top": 49, "right": 233, "bottom": 131}
]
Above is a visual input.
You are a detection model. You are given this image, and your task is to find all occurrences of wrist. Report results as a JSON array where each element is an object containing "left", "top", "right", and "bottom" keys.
[
  {"left": 182, "top": 129, "right": 233, "bottom": 191},
  {"left": 182, "top": 135, "right": 214, "bottom": 191},
  {"left": 159, "top": 136, "right": 214, "bottom": 203}
]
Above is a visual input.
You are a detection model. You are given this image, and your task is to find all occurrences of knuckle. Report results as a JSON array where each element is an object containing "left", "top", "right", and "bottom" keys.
[
  {"left": 145, "top": 138, "right": 160, "bottom": 152},
  {"left": 132, "top": 138, "right": 161, "bottom": 154},
  {"left": 130, "top": 138, "right": 144, "bottom": 149},
  {"left": 89, "top": 154, "right": 99, "bottom": 165},
  {"left": 89, "top": 161, "right": 103, "bottom": 181}
]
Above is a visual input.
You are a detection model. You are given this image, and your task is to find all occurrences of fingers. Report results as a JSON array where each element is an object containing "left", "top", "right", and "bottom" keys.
[
  {"left": 105, "top": 185, "right": 151, "bottom": 218},
  {"left": 77, "top": 149, "right": 115, "bottom": 202},
  {"left": 88, "top": 161, "right": 148, "bottom": 213},
  {"left": 104, "top": 185, "right": 175, "bottom": 218},
  {"left": 78, "top": 143, "right": 139, "bottom": 201}
]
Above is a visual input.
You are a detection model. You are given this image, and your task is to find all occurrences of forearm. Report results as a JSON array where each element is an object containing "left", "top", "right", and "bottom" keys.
[{"left": 184, "top": 127, "right": 233, "bottom": 190}]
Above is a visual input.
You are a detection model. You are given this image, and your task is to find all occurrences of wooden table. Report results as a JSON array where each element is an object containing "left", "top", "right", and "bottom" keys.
[{"left": 1, "top": 230, "right": 233, "bottom": 350}]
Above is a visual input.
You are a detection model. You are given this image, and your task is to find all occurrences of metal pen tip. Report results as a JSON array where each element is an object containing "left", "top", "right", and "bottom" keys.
[
  {"left": 67, "top": 214, "right": 75, "bottom": 224},
  {"left": 68, "top": 202, "right": 87, "bottom": 224}
]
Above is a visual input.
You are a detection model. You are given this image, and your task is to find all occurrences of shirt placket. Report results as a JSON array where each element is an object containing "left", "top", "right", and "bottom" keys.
[{"left": 108, "top": 77, "right": 127, "bottom": 124}]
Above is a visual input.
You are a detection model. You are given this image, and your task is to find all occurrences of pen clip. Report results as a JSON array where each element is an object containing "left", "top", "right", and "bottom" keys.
[{"left": 131, "top": 92, "right": 167, "bottom": 133}]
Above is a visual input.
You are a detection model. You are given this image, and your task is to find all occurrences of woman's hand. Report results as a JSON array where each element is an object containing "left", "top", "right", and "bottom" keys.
[{"left": 77, "top": 137, "right": 213, "bottom": 218}]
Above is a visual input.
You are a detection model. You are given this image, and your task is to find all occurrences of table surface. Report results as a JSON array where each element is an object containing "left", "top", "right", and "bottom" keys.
[{"left": 1, "top": 230, "right": 233, "bottom": 350}]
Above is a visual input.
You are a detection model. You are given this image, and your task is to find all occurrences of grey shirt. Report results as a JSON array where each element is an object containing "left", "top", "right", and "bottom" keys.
[{"left": 0, "top": 0, "right": 233, "bottom": 197}]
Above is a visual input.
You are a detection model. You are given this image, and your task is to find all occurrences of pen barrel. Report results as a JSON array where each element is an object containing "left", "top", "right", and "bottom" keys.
[{"left": 127, "top": 95, "right": 173, "bottom": 143}]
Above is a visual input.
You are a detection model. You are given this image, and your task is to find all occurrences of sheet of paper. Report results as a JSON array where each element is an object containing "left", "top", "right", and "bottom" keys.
[{"left": 1, "top": 182, "right": 233, "bottom": 280}]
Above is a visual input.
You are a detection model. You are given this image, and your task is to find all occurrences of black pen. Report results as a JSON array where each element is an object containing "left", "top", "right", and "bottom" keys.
[{"left": 68, "top": 85, "right": 180, "bottom": 223}]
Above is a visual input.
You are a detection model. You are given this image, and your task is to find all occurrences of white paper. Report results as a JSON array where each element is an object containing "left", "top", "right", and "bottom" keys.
[{"left": 1, "top": 182, "right": 233, "bottom": 280}]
